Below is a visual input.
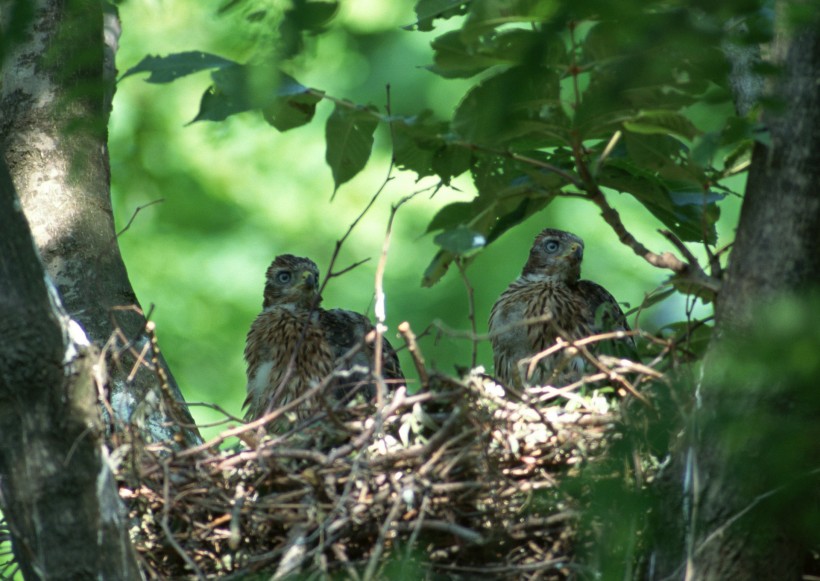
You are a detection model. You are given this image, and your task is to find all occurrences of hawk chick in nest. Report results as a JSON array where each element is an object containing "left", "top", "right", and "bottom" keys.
[
  {"left": 489, "top": 229, "right": 634, "bottom": 388},
  {"left": 244, "top": 254, "right": 404, "bottom": 422}
]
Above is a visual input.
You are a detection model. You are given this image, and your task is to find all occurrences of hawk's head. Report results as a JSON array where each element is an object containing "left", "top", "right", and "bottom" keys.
[
  {"left": 521, "top": 228, "right": 584, "bottom": 282},
  {"left": 262, "top": 254, "right": 322, "bottom": 310}
]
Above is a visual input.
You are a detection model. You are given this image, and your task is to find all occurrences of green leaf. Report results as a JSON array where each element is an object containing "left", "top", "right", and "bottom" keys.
[
  {"left": 661, "top": 321, "right": 713, "bottom": 359},
  {"left": 722, "top": 140, "right": 753, "bottom": 173},
  {"left": 622, "top": 131, "right": 685, "bottom": 172},
  {"left": 426, "top": 202, "right": 474, "bottom": 233},
  {"left": 422, "top": 249, "right": 456, "bottom": 287},
  {"left": 432, "top": 142, "right": 471, "bottom": 183},
  {"left": 428, "top": 30, "right": 502, "bottom": 78},
  {"left": 689, "top": 131, "right": 722, "bottom": 169},
  {"left": 192, "top": 67, "right": 308, "bottom": 123},
  {"left": 263, "top": 90, "right": 324, "bottom": 131},
  {"left": 623, "top": 110, "right": 700, "bottom": 141},
  {"left": 392, "top": 113, "right": 446, "bottom": 178},
  {"left": 453, "top": 65, "right": 560, "bottom": 144},
  {"left": 193, "top": 83, "right": 249, "bottom": 123},
  {"left": 486, "top": 193, "right": 554, "bottom": 244},
  {"left": 434, "top": 227, "right": 487, "bottom": 254},
  {"left": 624, "top": 286, "right": 676, "bottom": 317},
  {"left": 120, "top": 52, "right": 236, "bottom": 83},
  {"left": 421, "top": 153, "right": 562, "bottom": 286},
  {"left": 325, "top": 104, "right": 379, "bottom": 192},
  {"left": 279, "top": 0, "right": 340, "bottom": 58},
  {"left": 393, "top": 129, "right": 437, "bottom": 177},
  {"left": 407, "top": 0, "right": 468, "bottom": 31},
  {"left": 428, "top": 28, "right": 565, "bottom": 79},
  {"left": 463, "top": 0, "right": 559, "bottom": 40},
  {"left": 288, "top": 0, "right": 338, "bottom": 31},
  {"left": 599, "top": 159, "right": 722, "bottom": 243},
  {"left": 392, "top": 115, "right": 472, "bottom": 183}
]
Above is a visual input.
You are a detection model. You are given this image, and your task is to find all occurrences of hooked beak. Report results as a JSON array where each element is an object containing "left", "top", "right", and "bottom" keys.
[
  {"left": 300, "top": 269, "right": 317, "bottom": 290},
  {"left": 569, "top": 243, "right": 583, "bottom": 261}
]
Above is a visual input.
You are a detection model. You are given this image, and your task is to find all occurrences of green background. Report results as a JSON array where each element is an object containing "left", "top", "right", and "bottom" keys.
[{"left": 109, "top": 0, "right": 742, "bottom": 440}]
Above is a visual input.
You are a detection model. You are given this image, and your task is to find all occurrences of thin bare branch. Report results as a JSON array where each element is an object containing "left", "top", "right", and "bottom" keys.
[{"left": 116, "top": 198, "right": 164, "bottom": 238}]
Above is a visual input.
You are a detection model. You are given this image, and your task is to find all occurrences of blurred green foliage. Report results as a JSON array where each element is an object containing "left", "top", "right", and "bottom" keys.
[
  {"left": 702, "top": 294, "right": 820, "bottom": 538},
  {"left": 109, "top": 0, "right": 753, "bottom": 439}
]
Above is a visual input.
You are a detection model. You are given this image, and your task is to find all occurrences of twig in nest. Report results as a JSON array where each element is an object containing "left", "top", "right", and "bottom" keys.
[
  {"left": 327, "top": 386, "right": 407, "bottom": 463},
  {"left": 363, "top": 485, "right": 404, "bottom": 581},
  {"left": 398, "top": 321, "right": 429, "bottom": 388},
  {"left": 273, "top": 524, "right": 309, "bottom": 580},
  {"left": 524, "top": 329, "right": 636, "bottom": 376},
  {"left": 570, "top": 339, "right": 649, "bottom": 406},
  {"left": 161, "top": 462, "right": 205, "bottom": 579},
  {"left": 395, "top": 520, "right": 486, "bottom": 545},
  {"left": 168, "top": 371, "right": 342, "bottom": 464}
]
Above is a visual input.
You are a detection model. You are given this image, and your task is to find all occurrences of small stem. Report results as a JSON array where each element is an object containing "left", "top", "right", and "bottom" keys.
[{"left": 454, "top": 257, "right": 478, "bottom": 368}]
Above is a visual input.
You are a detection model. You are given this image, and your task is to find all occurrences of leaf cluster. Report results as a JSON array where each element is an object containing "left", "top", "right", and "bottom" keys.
[{"left": 120, "top": 0, "right": 774, "bottom": 290}]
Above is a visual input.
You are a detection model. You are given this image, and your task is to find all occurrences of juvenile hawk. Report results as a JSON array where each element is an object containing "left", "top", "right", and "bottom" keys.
[
  {"left": 488, "top": 229, "right": 633, "bottom": 388},
  {"left": 244, "top": 254, "right": 404, "bottom": 422}
]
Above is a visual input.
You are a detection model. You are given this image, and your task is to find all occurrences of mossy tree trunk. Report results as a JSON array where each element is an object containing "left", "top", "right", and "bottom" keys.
[
  {"left": 0, "top": 157, "right": 142, "bottom": 579},
  {"left": 0, "top": 0, "right": 198, "bottom": 577}
]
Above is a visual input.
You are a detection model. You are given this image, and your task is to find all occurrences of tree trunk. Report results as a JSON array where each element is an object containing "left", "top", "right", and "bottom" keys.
[
  {"left": 653, "top": 8, "right": 820, "bottom": 580},
  {"left": 0, "top": 158, "right": 142, "bottom": 579},
  {"left": 0, "top": 0, "right": 200, "bottom": 445}
]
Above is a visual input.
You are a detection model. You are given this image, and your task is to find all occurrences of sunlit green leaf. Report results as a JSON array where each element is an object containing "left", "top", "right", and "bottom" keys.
[
  {"left": 325, "top": 104, "right": 379, "bottom": 192},
  {"left": 120, "top": 51, "right": 237, "bottom": 83},
  {"left": 722, "top": 140, "right": 753, "bottom": 173},
  {"left": 623, "top": 110, "right": 700, "bottom": 141}
]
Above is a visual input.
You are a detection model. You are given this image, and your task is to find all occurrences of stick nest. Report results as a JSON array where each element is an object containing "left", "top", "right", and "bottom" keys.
[{"left": 116, "top": 370, "right": 623, "bottom": 579}]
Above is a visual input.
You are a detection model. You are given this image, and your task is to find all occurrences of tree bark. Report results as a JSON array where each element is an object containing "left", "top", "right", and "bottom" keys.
[
  {"left": 0, "top": 0, "right": 200, "bottom": 445},
  {"left": 653, "top": 8, "right": 820, "bottom": 580},
  {"left": 0, "top": 158, "right": 141, "bottom": 579}
]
